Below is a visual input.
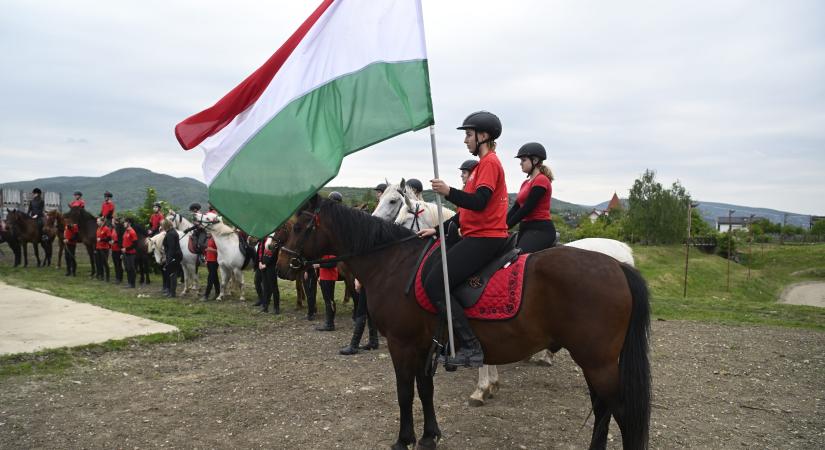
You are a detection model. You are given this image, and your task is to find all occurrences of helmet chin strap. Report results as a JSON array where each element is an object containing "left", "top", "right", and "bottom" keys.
[{"left": 472, "top": 130, "right": 493, "bottom": 156}]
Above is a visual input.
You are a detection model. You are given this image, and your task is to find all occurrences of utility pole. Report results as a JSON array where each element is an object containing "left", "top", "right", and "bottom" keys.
[
  {"left": 683, "top": 201, "right": 699, "bottom": 297},
  {"left": 780, "top": 213, "right": 788, "bottom": 245},
  {"left": 727, "top": 209, "right": 735, "bottom": 291},
  {"left": 748, "top": 213, "right": 755, "bottom": 281}
]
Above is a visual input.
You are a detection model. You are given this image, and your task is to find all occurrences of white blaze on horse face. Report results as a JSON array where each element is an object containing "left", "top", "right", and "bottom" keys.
[{"left": 371, "top": 182, "right": 406, "bottom": 222}]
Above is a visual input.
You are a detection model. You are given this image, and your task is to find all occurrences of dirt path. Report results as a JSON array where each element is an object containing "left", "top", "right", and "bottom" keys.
[
  {"left": 1, "top": 314, "right": 823, "bottom": 449},
  {"left": 780, "top": 281, "right": 825, "bottom": 308}
]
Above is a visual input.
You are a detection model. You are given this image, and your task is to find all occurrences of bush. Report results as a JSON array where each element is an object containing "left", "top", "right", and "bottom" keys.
[{"left": 716, "top": 232, "right": 737, "bottom": 258}]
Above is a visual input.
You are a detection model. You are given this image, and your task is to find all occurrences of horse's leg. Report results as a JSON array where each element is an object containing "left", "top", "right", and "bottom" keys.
[
  {"left": 415, "top": 367, "right": 441, "bottom": 449},
  {"left": 469, "top": 366, "right": 489, "bottom": 407},
  {"left": 235, "top": 269, "right": 245, "bottom": 301},
  {"left": 389, "top": 343, "right": 418, "bottom": 449},
  {"left": 34, "top": 242, "right": 42, "bottom": 267},
  {"left": 22, "top": 243, "right": 29, "bottom": 267},
  {"left": 295, "top": 278, "right": 305, "bottom": 309},
  {"left": 216, "top": 265, "right": 229, "bottom": 301},
  {"left": 57, "top": 239, "right": 63, "bottom": 269},
  {"left": 87, "top": 245, "right": 96, "bottom": 277},
  {"left": 488, "top": 364, "right": 499, "bottom": 397},
  {"left": 581, "top": 365, "right": 620, "bottom": 450}
]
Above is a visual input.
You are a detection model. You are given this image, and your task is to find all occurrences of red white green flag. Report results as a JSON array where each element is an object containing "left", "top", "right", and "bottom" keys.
[{"left": 175, "top": 0, "right": 434, "bottom": 237}]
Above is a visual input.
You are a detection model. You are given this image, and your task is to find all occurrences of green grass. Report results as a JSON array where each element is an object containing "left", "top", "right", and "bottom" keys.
[{"left": 635, "top": 243, "right": 825, "bottom": 330}]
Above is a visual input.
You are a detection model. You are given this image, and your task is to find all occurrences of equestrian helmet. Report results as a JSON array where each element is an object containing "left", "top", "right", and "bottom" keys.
[
  {"left": 328, "top": 191, "right": 343, "bottom": 203},
  {"left": 459, "top": 159, "right": 479, "bottom": 172},
  {"left": 153, "top": 202, "right": 161, "bottom": 208},
  {"left": 406, "top": 178, "right": 423, "bottom": 194},
  {"left": 515, "top": 142, "right": 547, "bottom": 161},
  {"left": 457, "top": 111, "right": 502, "bottom": 141},
  {"left": 374, "top": 183, "right": 387, "bottom": 193},
  {"left": 189, "top": 202, "right": 202, "bottom": 212},
  {"left": 73, "top": 191, "right": 82, "bottom": 196},
  {"left": 104, "top": 191, "right": 113, "bottom": 198},
  {"left": 32, "top": 188, "right": 42, "bottom": 195}
]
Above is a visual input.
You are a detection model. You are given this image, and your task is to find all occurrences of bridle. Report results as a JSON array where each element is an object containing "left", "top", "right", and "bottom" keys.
[{"left": 279, "top": 207, "right": 420, "bottom": 270}]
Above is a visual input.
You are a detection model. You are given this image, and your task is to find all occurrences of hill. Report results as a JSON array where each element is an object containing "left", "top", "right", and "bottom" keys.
[
  {"left": 592, "top": 198, "right": 811, "bottom": 228},
  {"left": 0, "top": 168, "right": 208, "bottom": 212}
]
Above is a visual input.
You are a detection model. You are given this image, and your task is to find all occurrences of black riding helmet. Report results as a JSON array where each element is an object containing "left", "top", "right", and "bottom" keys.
[
  {"left": 153, "top": 202, "right": 161, "bottom": 208},
  {"left": 328, "top": 191, "right": 343, "bottom": 203},
  {"left": 516, "top": 142, "right": 547, "bottom": 177},
  {"left": 104, "top": 191, "right": 113, "bottom": 198},
  {"left": 374, "top": 183, "right": 387, "bottom": 193},
  {"left": 406, "top": 178, "right": 423, "bottom": 194},
  {"left": 74, "top": 191, "right": 82, "bottom": 196},
  {"left": 189, "top": 202, "right": 202, "bottom": 212},
  {"left": 457, "top": 111, "right": 502, "bottom": 155},
  {"left": 32, "top": 188, "right": 42, "bottom": 195},
  {"left": 459, "top": 159, "right": 479, "bottom": 172}
]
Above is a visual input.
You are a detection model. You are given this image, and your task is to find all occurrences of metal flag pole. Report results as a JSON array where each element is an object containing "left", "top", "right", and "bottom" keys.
[{"left": 428, "top": 125, "right": 456, "bottom": 358}]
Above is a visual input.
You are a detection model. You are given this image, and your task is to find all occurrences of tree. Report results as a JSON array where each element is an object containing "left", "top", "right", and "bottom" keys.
[
  {"left": 626, "top": 169, "right": 691, "bottom": 244},
  {"left": 811, "top": 219, "right": 825, "bottom": 237}
]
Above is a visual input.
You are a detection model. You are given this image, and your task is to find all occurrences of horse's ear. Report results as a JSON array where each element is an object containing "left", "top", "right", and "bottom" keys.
[
  {"left": 399, "top": 178, "right": 406, "bottom": 190},
  {"left": 306, "top": 193, "right": 321, "bottom": 210}
]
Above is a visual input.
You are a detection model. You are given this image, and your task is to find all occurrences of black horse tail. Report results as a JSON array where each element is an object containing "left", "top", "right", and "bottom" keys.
[{"left": 618, "top": 263, "right": 651, "bottom": 449}]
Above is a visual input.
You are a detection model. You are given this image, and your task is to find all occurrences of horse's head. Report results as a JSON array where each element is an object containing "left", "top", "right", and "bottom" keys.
[
  {"left": 147, "top": 232, "right": 166, "bottom": 264},
  {"left": 371, "top": 179, "right": 407, "bottom": 223},
  {"left": 276, "top": 195, "right": 335, "bottom": 280}
]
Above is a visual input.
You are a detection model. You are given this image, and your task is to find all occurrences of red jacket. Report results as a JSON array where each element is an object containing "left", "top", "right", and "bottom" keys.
[
  {"left": 69, "top": 199, "right": 86, "bottom": 208},
  {"left": 63, "top": 224, "right": 79, "bottom": 244},
  {"left": 110, "top": 228, "right": 121, "bottom": 252},
  {"left": 205, "top": 237, "right": 218, "bottom": 262},
  {"left": 149, "top": 212, "right": 164, "bottom": 232},
  {"left": 318, "top": 255, "right": 339, "bottom": 281},
  {"left": 122, "top": 227, "right": 138, "bottom": 254},
  {"left": 100, "top": 201, "right": 115, "bottom": 219},
  {"left": 96, "top": 225, "right": 112, "bottom": 250}
]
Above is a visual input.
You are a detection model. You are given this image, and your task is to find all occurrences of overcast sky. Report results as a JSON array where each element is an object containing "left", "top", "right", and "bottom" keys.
[{"left": 1, "top": 1, "right": 823, "bottom": 214}]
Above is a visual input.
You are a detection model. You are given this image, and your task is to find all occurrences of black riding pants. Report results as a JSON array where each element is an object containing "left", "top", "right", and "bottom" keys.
[
  {"left": 124, "top": 253, "right": 136, "bottom": 287},
  {"left": 319, "top": 279, "right": 336, "bottom": 325},
  {"left": 262, "top": 266, "right": 280, "bottom": 309},
  {"left": 112, "top": 250, "right": 123, "bottom": 282},
  {"left": 65, "top": 244, "right": 77, "bottom": 275},
  {"left": 165, "top": 261, "right": 181, "bottom": 296},
  {"left": 95, "top": 249, "right": 110, "bottom": 280},
  {"left": 205, "top": 261, "right": 220, "bottom": 298},
  {"left": 423, "top": 236, "right": 509, "bottom": 312},
  {"left": 516, "top": 220, "right": 557, "bottom": 254}
]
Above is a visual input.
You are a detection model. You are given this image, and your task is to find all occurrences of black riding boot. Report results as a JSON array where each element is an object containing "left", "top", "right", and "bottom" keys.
[
  {"left": 315, "top": 301, "right": 335, "bottom": 331},
  {"left": 340, "top": 316, "right": 367, "bottom": 355},
  {"left": 443, "top": 299, "right": 484, "bottom": 368},
  {"left": 360, "top": 317, "right": 379, "bottom": 350}
]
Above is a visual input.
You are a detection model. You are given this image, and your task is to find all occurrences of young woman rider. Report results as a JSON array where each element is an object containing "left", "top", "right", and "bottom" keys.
[
  {"left": 507, "top": 142, "right": 557, "bottom": 252},
  {"left": 418, "top": 111, "right": 509, "bottom": 369}
]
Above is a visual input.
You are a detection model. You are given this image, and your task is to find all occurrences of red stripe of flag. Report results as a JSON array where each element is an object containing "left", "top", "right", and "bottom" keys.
[{"left": 175, "top": 0, "right": 335, "bottom": 150}]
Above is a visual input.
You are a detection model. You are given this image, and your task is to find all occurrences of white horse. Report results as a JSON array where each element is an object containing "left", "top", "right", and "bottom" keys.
[
  {"left": 372, "top": 179, "right": 455, "bottom": 231},
  {"left": 470, "top": 237, "right": 636, "bottom": 406},
  {"left": 165, "top": 211, "right": 201, "bottom": 296},
  {"left": 200, "top": 215, "right": 246, "bottom": 301},
  {"left": 146, "top": 231, "right": 166, "bottom": 264}
]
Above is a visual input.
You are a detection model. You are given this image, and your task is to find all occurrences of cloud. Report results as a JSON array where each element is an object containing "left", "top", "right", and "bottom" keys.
[{"left": 1, "top": 0, "right": 824, "bottom": 215}]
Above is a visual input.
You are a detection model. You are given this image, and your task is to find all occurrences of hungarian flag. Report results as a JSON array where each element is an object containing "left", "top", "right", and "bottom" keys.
[{"left": 175, "top": 0, "right": 434, "bottom": 237}]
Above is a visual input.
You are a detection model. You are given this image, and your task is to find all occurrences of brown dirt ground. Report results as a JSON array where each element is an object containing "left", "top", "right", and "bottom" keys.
[{"left": 1, "top": 311, "right": 823, "bottom": 449}]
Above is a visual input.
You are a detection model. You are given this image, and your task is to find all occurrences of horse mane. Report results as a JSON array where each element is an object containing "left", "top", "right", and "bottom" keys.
[
  {"left": 66, "top": 206, "right": 96, "bottom": 223},
  {"left": 318, "top": 198, "right": 413, "bottom": 255}
]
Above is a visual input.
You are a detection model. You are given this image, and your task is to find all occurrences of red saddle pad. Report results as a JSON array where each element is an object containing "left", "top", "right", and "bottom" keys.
[{"left": 414, "top": 242, "right": 528, "bottom": 321}]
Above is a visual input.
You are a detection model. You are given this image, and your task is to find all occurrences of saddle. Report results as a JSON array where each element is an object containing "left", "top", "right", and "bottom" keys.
[
  {"left": 413, "top": 235, "right": 529, "bottom": 321},
  {"left": 453, "top": 234, "right": 520, "bottom": 308}
]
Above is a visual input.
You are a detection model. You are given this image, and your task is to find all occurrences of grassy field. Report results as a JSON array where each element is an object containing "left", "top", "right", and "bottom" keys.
[
  {"left": 636, "top": 243, "right": 825, "bottom": 330},
  {"left": 1, "top": 242, "right": 823, "bottom": 378}
]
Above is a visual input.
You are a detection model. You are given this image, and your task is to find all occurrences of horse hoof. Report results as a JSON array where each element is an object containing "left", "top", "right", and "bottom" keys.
[
  {"left": 468, "top": 393, "right": 485, "bottom": 407},
  {"left": 488, "top": 382, "right": 500, "bottom": 396},
  {"left": 416, "top": 437, "right": 438, "bottom": 450}
]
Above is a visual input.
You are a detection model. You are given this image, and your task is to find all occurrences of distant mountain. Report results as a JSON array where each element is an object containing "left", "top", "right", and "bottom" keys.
[
  {"left": 3, "top": 169, "right": 811, "bottom": 227},
  {"left": 592, "top": 198, "right": 812, "bottom": 228},
  {"left": 0, "top": 168, "right": 208, "bottom": 212}
]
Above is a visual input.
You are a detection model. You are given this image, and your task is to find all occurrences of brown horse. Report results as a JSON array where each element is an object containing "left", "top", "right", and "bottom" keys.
[
  {"left": 0, "top": 218, "right": 22, "bottom": 266},
  {"left": 63, "top": 206, "right": 100, "bottom": 277},
  {"left": 5, "top": 209, "right": 53, "bottom": 267},
  {"left": 45, "top": 210, "right": 66, "bottom": 269},
  {"left": 276, "top": 196, "right": 651, "bottom": 450}
]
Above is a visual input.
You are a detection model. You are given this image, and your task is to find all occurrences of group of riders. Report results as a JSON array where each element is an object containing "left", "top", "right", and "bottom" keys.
[{"left": 18, "top": 110, "right": 555, "bottom": 370}]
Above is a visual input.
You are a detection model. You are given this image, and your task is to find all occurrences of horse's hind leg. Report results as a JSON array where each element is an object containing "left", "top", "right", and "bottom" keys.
[
  {"left": 582, "top": 365, "right": 620, "bottom": 450},
  {"left": 470, "top": 366, "right": 490, "bottom": 407}
]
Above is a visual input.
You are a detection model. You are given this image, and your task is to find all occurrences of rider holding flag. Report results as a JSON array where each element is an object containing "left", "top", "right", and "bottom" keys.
[{"left": 418, "top": 111, "right": 509, "bottom": 368}]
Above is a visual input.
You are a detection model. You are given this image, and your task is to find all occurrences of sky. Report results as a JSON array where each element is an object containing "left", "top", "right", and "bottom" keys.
[{"left": 1, "top": 0, "right": 823, "bottom": 215}]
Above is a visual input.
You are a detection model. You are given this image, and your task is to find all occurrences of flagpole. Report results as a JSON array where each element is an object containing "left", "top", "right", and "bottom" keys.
[{"left": 428, "top": 125, "right": 456, "bottom": 359}]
